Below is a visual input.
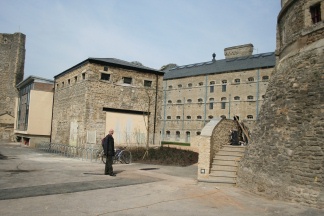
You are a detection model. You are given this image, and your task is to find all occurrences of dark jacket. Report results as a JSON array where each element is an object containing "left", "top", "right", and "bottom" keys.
[{"left": 103, "top": 134, "right": 115, "bottom": 156}]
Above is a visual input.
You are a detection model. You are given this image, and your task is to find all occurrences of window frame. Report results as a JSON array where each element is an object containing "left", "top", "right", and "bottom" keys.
[{"left": 101, "top": 73, "right": 111, "bottom": 81}]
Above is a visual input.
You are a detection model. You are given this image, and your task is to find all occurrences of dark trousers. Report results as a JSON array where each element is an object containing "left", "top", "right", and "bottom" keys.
[{"left": 105, "top": 155, "right": 114, "bottom": 175}]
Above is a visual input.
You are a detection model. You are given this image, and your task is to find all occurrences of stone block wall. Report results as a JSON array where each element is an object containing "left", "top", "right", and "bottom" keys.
[
  {"left": 52, "top": 61, "right": 163, "bottom": 148},
  {"left": 0, "top": 32, "right": 25, "bottom": 140},
  {"left": 238, "top": 0, "right": 324, "bottom": 208}
]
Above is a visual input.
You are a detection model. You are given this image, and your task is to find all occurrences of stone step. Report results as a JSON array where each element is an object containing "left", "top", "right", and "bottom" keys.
[
  {"left": 213, "top": 155, "right": 242, "bottom": 161},
  {"left": 206, "top": 176, "right": 236, "bottom": 184},
  {"left": 210, "top": 170, "right": 237, "bottom": 178},
  {"left": 221, "top": 145, "right": 245, "bottom": 152},
  {"left": 211, "top": 165, "right": 238, "bottom": 172},
  {"left": 212, "top": 159, "right": 239, "bottom": 166},
  {"left": 217, "top": 150, "right": 244, "bottom": 157}
]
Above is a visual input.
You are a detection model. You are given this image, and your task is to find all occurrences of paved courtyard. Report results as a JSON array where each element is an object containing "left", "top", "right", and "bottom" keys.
[{"left": 0, "top": 141, "right": 323, "bottom": 216}]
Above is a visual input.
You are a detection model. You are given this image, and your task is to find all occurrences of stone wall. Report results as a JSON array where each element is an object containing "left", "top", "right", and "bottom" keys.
[
  {"left": 52, "top": 61, "right": 163, "bottom": 148},
  {"left": 196, "top": 118, "right": 238, "bottom": 180},
  {"left": 238, "top": 0, "right": 324, "bottom": 208},
  {"left": 0, "top": 32, "right": 26, "bottom": 140},
  {"left": 224, "top": 44, "right": 254, "bottom": 59}
]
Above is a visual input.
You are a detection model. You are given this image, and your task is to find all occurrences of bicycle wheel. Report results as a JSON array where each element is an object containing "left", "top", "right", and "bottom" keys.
[
  {"left": 101, "top": 151, "right": 106, "bottom": 164},
  {"left": 119, "top": 150, "right": 131, "bottom": 164}
]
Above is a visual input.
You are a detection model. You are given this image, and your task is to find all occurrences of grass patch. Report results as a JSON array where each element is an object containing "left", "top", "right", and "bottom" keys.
[{"left": 128, "top": 146, "right": 198, "bottom": 166}]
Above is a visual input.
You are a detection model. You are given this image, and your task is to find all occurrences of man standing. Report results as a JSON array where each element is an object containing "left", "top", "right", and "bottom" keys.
[{"left": 103, "top": 129, "right": 115, "bottom": 176}]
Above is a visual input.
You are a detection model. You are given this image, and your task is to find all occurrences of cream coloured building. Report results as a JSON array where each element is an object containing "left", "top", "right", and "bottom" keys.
[
  {"left": 161, "top": 44, "right": 275, "bottom": 142},
  {"left": 14, "top": 76, "right": 54, "bottom": 147}
]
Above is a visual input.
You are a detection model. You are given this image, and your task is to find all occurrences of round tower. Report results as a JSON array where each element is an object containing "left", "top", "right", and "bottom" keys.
[{"left": 237, "top": 0, "right": 324, "bottom": 208}]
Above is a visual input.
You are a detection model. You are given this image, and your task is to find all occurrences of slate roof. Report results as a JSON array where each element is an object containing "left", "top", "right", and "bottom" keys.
[
  {"left": 164, "top": 52, "right": 275, "bottom": 80},
  {"left": 55, "top": 57, "right": 164, "bottom": 79},
  {"left": 16, "top": 75, "right": 54, "bottom": 89}
]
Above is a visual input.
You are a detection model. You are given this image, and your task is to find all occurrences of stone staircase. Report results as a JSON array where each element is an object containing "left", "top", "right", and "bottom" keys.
[{"left": 208, "top": 145, "right": 245, "bottom": 185}]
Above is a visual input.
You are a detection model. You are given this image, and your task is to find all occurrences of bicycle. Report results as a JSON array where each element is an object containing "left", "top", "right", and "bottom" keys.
[{"left": 99, "top": 147, "right": 132, "bottom": 164}]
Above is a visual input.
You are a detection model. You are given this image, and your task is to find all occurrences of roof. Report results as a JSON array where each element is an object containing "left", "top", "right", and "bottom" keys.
[
  {"left": 16, "top": 75, "right": 54, "bottom": 89},
  {"left": 54, "top": 57, "right": 164, "bottom": 79},
  {"left": 164, "top": 52, "right": 276, "bottom": 80}
]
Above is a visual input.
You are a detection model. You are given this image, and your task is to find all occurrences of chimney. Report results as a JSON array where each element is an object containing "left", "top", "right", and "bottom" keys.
[{"left": 224, "top": 44, "right": 254, "bottom": 59}]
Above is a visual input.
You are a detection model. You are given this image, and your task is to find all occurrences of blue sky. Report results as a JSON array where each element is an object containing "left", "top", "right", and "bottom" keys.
[{"left": 1, "top": 0, "right": 281, "bottom": 80}]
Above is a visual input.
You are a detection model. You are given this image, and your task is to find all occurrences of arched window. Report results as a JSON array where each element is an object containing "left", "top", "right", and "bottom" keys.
[
  {"left": 167, "top": 116, "right": 171, "bottom": 119},
  {"left": 221, "top": 97, "right": 226, "bottom": 109},
  {"left": 262, "top": 95, "right": 265, "bottom": 99},
  {"left": 168, "top": 85, "right": 173, "bottom": 89},
  {"left": 187, "top": 116, "right": 191, "bottom": 119},
  {"left": 196, "top": 131, "right": 201, "bottom": 135},
  {"left": 176, "top": 116, "right": 181, "bottom": 120},
  {"left": 188, "top": 83, "right": 192, "bottom": 87},
  {"left": 221, "top": 97, "right": 227, "bottom": 101},
  {"left": 248, "top": 77, "right": 254, "bottom": 82},
  {"left": 220, "top": 115, "right": 226, "bottom": 119},
  {"left": 208, "top": 115, "right": 213, "bottom": 119},
  {"left": 178, "top": 84, "right": 182, "bottom": 88},
  {"left": 166, "top": 131, "right": 170, "bottom": 138},
  {"left": 198, "top": 82, "right": 204, "bottom": 86},
  {"left": 176, "top": 131, "right": 180, "bottom": 139},
  {"left": 247, "top": 115, "right": 253, "bottom": 119},
  {"left": 197, "top": 115, "right": 202, "bottom": 120},
  {"left": 235, "top": 78, "right": 240, "bottom": 83},
  {"left": 209, "top": 98, "right": 214, "bottom": 110},
  {"left": 186, "top": 131, "right": 191, "bottom": 142},
  {"left": 210, "top": 81, "right": 215, "bottom": 85},
  {"left": 187, "top": 99, "right": 192, "bottom": 103},
  {"left": 167, "top": 100, "right": 172, "bottom": 104},
  {"left": 222, "top": 80, "right": 227, "bottom": 92},
  {"left": 262, "top": 76, "right": 269, "bottom": 80},
  {"left": 198, "top": 98, "right": 203, "bottom": 103},
  {"left": 247, "top": 95, "right": 254, "bottom": 100},
  {"left": 222, "top": 80, "right": 227, "bottom": 84},
  {"left": 234, "top": 96, "right": 240, "bottom": 100},
  {"left": 177, "top": 99, "right": 182, "bottom": 103}
]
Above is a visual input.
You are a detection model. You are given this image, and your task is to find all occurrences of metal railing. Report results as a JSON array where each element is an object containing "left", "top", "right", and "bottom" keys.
[{"left": 36, "top": 143, "right": 102, "bottom": 163}]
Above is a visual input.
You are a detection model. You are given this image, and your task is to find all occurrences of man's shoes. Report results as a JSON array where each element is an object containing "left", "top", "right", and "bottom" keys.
[{"left": 109, "top": 173, "right": 116, "bottom": 176}]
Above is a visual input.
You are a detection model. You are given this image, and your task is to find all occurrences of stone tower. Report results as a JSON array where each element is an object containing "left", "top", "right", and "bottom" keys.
[
  {"left": 0, "top": 32, "right": 26, "bottom": 140},
  {"left": 237, "top": 0, "right": 324, "bottom": 208}
]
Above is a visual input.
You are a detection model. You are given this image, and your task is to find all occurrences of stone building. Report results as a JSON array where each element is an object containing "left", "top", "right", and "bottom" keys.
[
  {"left": 161, "top": 44, "right": 275, "bottom": 143},
  {"left": 14, "top": 76, "right": 54, "bottom": 147},
  {"left": 0, "top": 32, "right": 26, "bottom": 140},
  {"left": 52, "top": 58, "right": 164, "bottom": 148},
  {"left": 237, "top": 0, "right": 324, "bottom": 208}
]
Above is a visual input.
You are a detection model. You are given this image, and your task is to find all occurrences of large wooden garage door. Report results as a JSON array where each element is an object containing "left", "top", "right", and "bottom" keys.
[{"left": 105, "top": 111, "right": 147, "bottom": 146}]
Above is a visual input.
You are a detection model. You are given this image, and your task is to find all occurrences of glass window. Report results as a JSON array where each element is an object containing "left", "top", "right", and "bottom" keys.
[
  {"left": 176, "top": 116, "right": 181, "bottom": 120},
  {"left": 82, "top": 73, "right": 85, "bottom": 80},
  {"left": 187, "top": 99, "right": 192, "bottom": 103},
  {"left": 168, "top": 100, "right": 172, "bottom": 104},
  {"left": 176, "top": 131, "right": 180, "bottom": 139},
  {"left": 235, "top": 79, "right": 240, "bottom": 83},
  {"left": 166, "top": 131, "right": 170, "bottom": 138},
  {"left": 247, "top": 95, "right": 254, "bottom": 100},
  {"left": 101, "top": 73, "right": 110, "bottom": 81},
  {"left": 104, "top": 66, "right": 108, "bottom": 71},
  {"left": 247, "top": 115, "right": 254, "bottom": 119},
  {"left": 187, "top": 116, "right": 191, "bottom": 119},
  {"left": 123, "top": 77, "right": 132, "bottom": 84},
  {"left": 310, "top": 3, "right": 322, "bottom": 24},
  {"left": 210, "top": 85, "right": 214, "bottom": 93},
  {"left": 208, "top": 115, "right": 213, "bottom": 119},
  {"left": 168, "top": 85, "right": 173, "bottom": 89},
  {"left": 199, "top": 82, "right": 204, "bottom": 86},
  {"left": 262, "top": 76, "right": 269, "bottom": 81},
  {"left": 167, "top": 116, "right": 171, "bottom": 119},
  {"left": 144, "top": 80, "right": 152, "bottom": 87},
  {"left": 248, "top": 77, "right": 254, "bottom": 82},
  {"left": 188, "top": 83, "right": 192, "bottom": 87},
  {"left": 178, "top": 84, "right": 182, "bottom": 88},
  {"left": 198, "top": 98, "right": 203, "bottom": 103},
  {"left": 177, "top": 99, "right": 182, "bottom": 103},
  {"left": 197, "top": 115, "right": 202, "bottom": 120},
  {"left": 234, "top": 96, "right": 240, "bottom": 100},
  {"left": 196, "top": 131, "right": 201, "bottom": 135}
]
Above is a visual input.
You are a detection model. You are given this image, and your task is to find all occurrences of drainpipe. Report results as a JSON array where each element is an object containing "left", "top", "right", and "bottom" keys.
[
  {"left": 182, "top": 97, "right": 185, "bottom": 130},
  {"left": 162, "top": 80, "right": 167, "bottom": 143},
  {"left": 228, "top": 94, "right": 231, "bottom": 119},
  {"left": 204, "top": 75, "right": 208, "bottom": 124},
  {"left": 256, "top": 68, "right": 260, "bottom": 120},
  {"left": 50, "top": 78, "right": 56, "bottom": 143},
  {"left": 153, "top": 74, "right": 158, "bottom": 144}
]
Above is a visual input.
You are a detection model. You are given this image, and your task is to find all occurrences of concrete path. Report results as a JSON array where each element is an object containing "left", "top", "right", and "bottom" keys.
[{"left": 0, "top": 141, "right": 323, "bottom": 216}]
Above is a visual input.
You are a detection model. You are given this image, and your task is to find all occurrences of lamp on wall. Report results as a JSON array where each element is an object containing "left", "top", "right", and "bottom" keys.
[{"left": 200, "top": 169, "right": 205, "bottom": 174}]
